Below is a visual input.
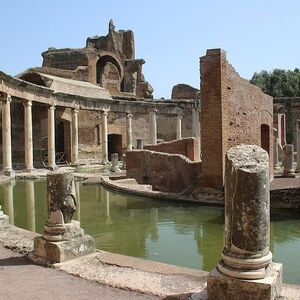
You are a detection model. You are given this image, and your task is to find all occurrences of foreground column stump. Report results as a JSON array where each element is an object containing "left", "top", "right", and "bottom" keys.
[
  {"left": 207, "top": 145, "right": 282, "bottom": 300},
  {"left": 33, "top": 170, "right": 95, "bottom": 263}
]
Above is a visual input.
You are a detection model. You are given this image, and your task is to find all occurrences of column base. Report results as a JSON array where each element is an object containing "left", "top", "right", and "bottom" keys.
[
  {"left": 33, "top": 221, "right": 95, "bottom": 264},
  {"left": 282, "top": 170, "right": 296, "bottom": 178},
  {"left": 207, "top": 262, "right": 282, "bottom": 300},
  {"left": 24, "top": 167, "right": 35, "bottom": 173},
  {"left": 47, "top": 165, "right": 58, "bottom": 171},
  {"left": 274, "top": 164, "right": 281, "bottom": 170},
  {"left": 3, "top": 168, "right": 14, "bottom": 177}
]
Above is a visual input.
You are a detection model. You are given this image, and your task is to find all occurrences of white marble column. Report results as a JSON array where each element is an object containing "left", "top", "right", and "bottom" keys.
[
  {"left": 297, "top": 120, "right": 300, "bottom": 171},
  {"left": 47, "top": 105, "right": 56, "bottom": 170},
  {"left": 126, "top": 113, "right": 133, "bottom": 150},
  {"left": 101, "top": 110, "right": 108, "bottom": 164},
  {"left": 176, "top": 114, "right": 182, "bottom": 140},
  {"left": 71, "top": 108, "right": 79, "bottom": 165},
  {"left": 192, "top": 108, "right": 200, "bottom": 139},
  {"left": 2, "top": 94, "right": 13, "bottom": 176},
  {"left": 273, "top": 128, "right": 280, "bottom": 169},
  {"left": 24, "top": 100, "right": 34, "bottom": 172},
  {"left": 26, "top": 181, "right": 35, "bottom": 232},
  {"left": 149, "top": 109, "right": 157, "bottom": 144}
]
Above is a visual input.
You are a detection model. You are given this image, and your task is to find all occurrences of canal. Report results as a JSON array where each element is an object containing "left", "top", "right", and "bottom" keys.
[{"left": 0, "top": 180, "right": 299, "bottom": 284}]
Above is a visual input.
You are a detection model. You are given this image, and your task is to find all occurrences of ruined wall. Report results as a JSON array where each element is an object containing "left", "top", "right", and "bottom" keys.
[
  {"left": 200, "top": 49, "right": 273, "bottom": 190},
  {"left": 144, "top": 138, "right": 200, "bottom": 161},
  {"left": 42, "top": 49, "right": 89, "bottom": 70},
  {"left": 171, "top": 84, "right": 200, "bottom": 99},
  {"left": 126, "top": 150, "right": 201, "bottom": 193}
]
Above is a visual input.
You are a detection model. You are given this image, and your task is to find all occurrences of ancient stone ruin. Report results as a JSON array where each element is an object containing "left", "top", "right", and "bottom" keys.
[{"left": 34, "top": 170, "right": 95, "bottom": 263}]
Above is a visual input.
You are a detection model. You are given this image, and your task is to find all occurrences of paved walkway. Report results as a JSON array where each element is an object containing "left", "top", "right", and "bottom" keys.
[{"left": 0, "top": 246, "right": 158, "bottom": 300}]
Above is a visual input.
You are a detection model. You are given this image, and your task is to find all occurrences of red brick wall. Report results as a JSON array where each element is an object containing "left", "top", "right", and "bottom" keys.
[
  {"left": 144, "top": 137, "right": 200, "bottom": 161},
  {"left": 126, "top": 150, "right": 201, "bottom": 193},
  {"left": 200, "top": 49, "right": 228, "bottom": 190},
  {"left": 200, "top": 49, "right": 273, "bottom": 190}
]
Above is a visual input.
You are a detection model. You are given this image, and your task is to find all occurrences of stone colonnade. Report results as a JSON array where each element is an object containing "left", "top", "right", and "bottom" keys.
[{"left": 1, "top": 93, "right": 201, "bottom": 173}]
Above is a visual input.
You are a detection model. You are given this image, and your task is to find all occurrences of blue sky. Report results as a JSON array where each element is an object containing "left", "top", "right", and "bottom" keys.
[{"left": 1, "top": 1, "right": 299, "bottom": 98}]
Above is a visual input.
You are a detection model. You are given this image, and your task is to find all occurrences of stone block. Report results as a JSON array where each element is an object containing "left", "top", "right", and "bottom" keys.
[
  {"left": 207, "top": 263, "right": 282, "bottom": 300},
  {"left": 33, "top": 232, "right": 95, "bottom": 264}
]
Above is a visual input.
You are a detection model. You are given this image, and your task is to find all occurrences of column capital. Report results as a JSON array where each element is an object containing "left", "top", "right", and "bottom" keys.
[
  {"left": 102, "top": 110, "right": 109, "bottom": 116},
  {"left": 23, "top": 99, "right": 32, "bottom": 107},
  {"left": 1, "top": 94, "right": 12, "bottom": 103},
  {"left": 149, "top": 108, "right": 157, "bottom": 113},
  {"left": 49, "top": 105, "right": 56, "bottom": 111},
  {"left": 177, "top": 114, "right": 183, "bottom": 119},
  {"left": 127, "top": 113, "right": 133, "bottom": 118},
  {"left": 72, "top": 108, "right": 79, "bottom": 114}
]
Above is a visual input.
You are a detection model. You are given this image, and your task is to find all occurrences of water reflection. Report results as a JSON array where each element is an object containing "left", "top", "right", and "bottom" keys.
[
  {"left": 0, "top": 180, "right": 299, "bottom": 284},
  {"left": 26, "top": 181, "right": 35, "bottom": 231}
]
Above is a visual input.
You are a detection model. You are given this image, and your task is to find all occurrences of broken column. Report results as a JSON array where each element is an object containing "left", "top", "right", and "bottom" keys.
[
  {"left": 282, "top": 144, "right": 295, "bottom": 177},
  {"left": 207, "top": 144, "right": 282, "bottom": 300},
  {"left": 110, "top": 153, "right": 121, "bottom": 172},
  {"left": 33, "top": 170, "right": 95, "bottom": 263},
  {"left": 137, "top": 139, "right": 144, "bottom": 149}
]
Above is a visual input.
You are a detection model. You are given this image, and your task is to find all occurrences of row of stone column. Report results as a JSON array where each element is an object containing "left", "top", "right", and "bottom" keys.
[
  {"left": 1, "top": 94, "right": 201, "bottom": 171},
  {"left": 148, "top": 107, "right": 200, "bottom": 145},
  {"left": 1, "top": 94, "right": 79, "bottom": 175}
]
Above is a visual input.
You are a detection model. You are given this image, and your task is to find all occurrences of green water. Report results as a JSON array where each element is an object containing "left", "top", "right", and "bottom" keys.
[{"left": 0, "top": 180, "right": 299, "bottom": 285}]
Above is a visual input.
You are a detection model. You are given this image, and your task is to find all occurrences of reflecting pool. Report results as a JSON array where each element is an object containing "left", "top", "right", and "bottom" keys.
[{"left": 0, "top": 180, "right": 299, "bottom": 285}]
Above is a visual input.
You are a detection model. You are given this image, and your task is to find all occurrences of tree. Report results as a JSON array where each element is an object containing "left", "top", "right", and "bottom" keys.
[{"left": 250, "top": 68, "right": 300, "bottom": 98}]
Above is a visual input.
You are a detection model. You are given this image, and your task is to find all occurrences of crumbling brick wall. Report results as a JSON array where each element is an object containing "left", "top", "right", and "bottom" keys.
[
  {"left": 200, "top": 49, "right": 273, "bottom": 190},
  {"left": 126, "top": 150, "right": 201, "bottom": 193},
  {"left": 144, "top": 137, "right": 200, "bottom": 161}
]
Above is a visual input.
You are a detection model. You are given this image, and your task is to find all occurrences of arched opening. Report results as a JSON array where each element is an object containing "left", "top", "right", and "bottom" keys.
[
  {"left": 261, "top": 124, "right": 270, "bottom": 155},
  {"left": 19, "top": 73, "right": 47, "bottom": 87},
  {"left": 108, "top": 134, "right": 122, "bottom": 160},
  {"left": 55, "top": 121, "right": 71, "bottom": 164},
  {"left": 96, "top": 55, "right": 122, "bottom": 94}
]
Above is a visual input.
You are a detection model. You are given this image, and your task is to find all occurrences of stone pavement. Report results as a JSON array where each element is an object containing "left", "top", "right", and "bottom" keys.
[{"left": 0, "top": 245, "right": 158, "bottom": 300}]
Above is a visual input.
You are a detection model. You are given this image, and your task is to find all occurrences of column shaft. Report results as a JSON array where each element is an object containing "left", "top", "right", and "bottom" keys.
[
  {"left": 71, "top": 108, "right": 79, "bottom": 165},
  {"left": 149, "top": 109, "right": 157, "bottom": 144},
  {"left": 48, "top": 106, "right": 56, "bottom": 170},
  {"left": 176, "top": 115, "right": 182, "bottom": 140},
  {"left": 24, "top": 100, "right": 34, "bottom": 171},
  {"left": 126, "top": 113, "right": 133, "bottom": 150},
  {"left": 2, "top": 94, "right": 13, "bottom": 175},
  {"left": 102, "top": 111, "right": 108, "bottom": 164}
]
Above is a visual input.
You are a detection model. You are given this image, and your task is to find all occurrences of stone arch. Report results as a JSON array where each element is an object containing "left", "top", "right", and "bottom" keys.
[
  {"left": 19, "top": 72, "right": 48, "bottom": 87},
  {"left": 96, "top": 55, "right": 122, "bottom": 94},
  {"left": 108, "top": 133, "right": 122, "bottom": 160}
]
